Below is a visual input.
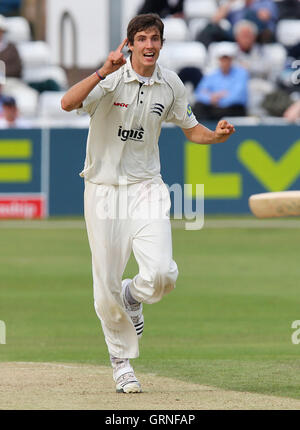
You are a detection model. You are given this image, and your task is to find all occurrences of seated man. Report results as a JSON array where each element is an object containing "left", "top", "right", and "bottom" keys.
[
  {"left": 197, "top": 0, "right": 278, "bottom": 47},
  {"left": 0, "top": 96, "right": 31, "bottom": 128},
  {"left": 213, "top": 0, "right": 278, "bottom": 43},
  {"left": 0, "top": 15, "right": 22, "bottom": 78},
  {"left": 233, "top": 20, "right": 273, "bottom": 80},
  {"left": 193, "top": 42, "right": 249, "bottom": 120}
]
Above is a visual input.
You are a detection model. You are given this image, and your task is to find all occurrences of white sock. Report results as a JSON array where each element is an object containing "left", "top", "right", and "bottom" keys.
[
  {"left": 125, "top": 283, "right": 140, "bottom": 305},
  {"left": 110, "top": 355, "right": 129, "bottom": 369}
]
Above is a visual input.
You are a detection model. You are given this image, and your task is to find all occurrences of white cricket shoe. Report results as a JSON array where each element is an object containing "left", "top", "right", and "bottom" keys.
[
  {"left": 116, "top": 371, "right": 142, "bottom": 394},
  {"left": 111, "top": 357, "right": 142, "bottom": 394},
  {"left": 122, "top": 279, "right": 144, "bottom": 339}
]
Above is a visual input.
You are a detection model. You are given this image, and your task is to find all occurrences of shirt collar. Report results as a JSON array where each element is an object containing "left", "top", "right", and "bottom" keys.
[{"left": 123, "top": 56, "right": 163, "bottom": 85}]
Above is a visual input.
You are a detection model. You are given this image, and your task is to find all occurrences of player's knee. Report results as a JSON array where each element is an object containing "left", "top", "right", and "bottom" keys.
[{"left": 142, "top": 263, "right": 178, "bottom": 302}]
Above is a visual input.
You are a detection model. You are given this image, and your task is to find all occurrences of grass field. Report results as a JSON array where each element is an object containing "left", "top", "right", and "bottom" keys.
[{"left": 1, "top": 218, "right": 300, "bottom": 400}]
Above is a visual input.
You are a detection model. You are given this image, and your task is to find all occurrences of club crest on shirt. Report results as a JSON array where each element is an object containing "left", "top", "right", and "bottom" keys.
[
  {"left": 150, "top": 103, "right": 165, "bottom": 117},
  {"left": 118, "top": 125, "right": 145, "bottom": 142}
]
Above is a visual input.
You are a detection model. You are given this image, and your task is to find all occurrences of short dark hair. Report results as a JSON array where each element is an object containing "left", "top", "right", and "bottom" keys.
[
  {"left": 127, "top": 13, "right": 164, "bottom": 46},
  {"left": 2, "top": 96, "right": 16, "bottom": 107}
]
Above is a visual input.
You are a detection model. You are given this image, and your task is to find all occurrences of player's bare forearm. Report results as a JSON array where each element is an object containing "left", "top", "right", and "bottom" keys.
[
  {"left": 182, "top": 120, "right": 235, "bottom": 145},
  {"left": 61, "top": 38, "right": 128, "bottom": 112},
  {"left": 61, "top": 73, "right": 102, "bottom": 111},
  {"left": 182, "top": 123, "right": 216, "bottom": 144}
]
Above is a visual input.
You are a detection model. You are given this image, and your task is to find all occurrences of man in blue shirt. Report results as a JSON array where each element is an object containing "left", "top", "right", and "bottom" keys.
[
  {"left": 215, "top": 0, "right": 278, "bottom": 43},
  {"left": 197, "top": 0, "right": 278, "bottom": 46},
  {"left": 193, "top": 42, "right": 249, "bottom": 120}
]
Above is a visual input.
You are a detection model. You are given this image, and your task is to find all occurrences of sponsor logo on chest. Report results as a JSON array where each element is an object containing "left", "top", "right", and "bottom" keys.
[
  {"left": 118, "top": 126, "right": 145, "bottom": 142},
  {"left": 114, "top": 102, "right": 129, "bottom": 108}
]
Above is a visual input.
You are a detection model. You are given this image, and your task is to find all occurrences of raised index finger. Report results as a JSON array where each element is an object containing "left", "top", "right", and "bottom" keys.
[{"left": 117, "top": 38, "right": 128, "bottom": 52}]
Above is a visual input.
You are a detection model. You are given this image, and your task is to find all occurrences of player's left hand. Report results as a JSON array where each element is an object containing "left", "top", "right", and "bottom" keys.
[{"left": 214, "top": 120, "right": 235, "bottom": 143}]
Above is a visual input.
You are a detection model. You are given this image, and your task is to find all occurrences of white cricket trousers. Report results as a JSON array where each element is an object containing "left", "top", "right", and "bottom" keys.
[{"left": 84, "top": 179, "right": 178, "bottom": 359}]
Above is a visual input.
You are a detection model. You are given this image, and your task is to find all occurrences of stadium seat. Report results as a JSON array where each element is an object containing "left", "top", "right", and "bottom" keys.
[
  {"left": 17, "top": 41, "right": 68, "bottom": 90},
  {"left": 184, "top": 0, "right": 217, "bottom": 20},
  {"left": 5, "top": 16, "right": 31, "bottom": 43},
  {"left": 22, "top": 65, "right": 68, "bottom": 90},
  {"left": 248, "top": 78, "right": 275, "bottom": 117},
  {"left": 158, "top": 41, "right": 207, "bottom": 73},
  {"left": 188, "top": 17, "right": 209, "bottom": 40},
  {"left": 38, "top": 91, "right": 89, "bottom": 126},
  {"left": 2, "top": 77, "right": 39, "bottom": 117},
  {"left": 262, "top": 43, "right": 287, "bottom": 81},
  {"left": 39, "top": 91, "right": 75, "bottom": 119},
  {"left": 276, "top": 19, "right": 300, "bottom": 47},
  {"left": 17, "top": 41, "right": 51, "bottom": 67},
  {"left": 162, "top": 17, "right": 189, "bottom": 42}
]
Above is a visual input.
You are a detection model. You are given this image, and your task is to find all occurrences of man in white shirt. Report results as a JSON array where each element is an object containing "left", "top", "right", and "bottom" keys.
[{"left": 61, "top": 13, "right": 235, "bottom": 394}]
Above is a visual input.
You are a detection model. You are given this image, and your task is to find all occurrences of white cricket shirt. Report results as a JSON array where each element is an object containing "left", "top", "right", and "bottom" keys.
[{"left": 78, "top": 57, "right": 198, "bottom": 185}]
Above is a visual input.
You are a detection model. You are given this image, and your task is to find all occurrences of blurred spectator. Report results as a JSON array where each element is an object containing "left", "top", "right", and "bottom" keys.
[
  {"left": 233, "top": 20, "right": 273, "bottom": 80},
  {"left": 283, "top": 99, "right": 300, "bottom": 122},
  {"left": 178, "top": 66, "right": 203, "bottom": 107},
  {"left": 214, "top": 0, "right": 278, "bottom": 42},
  {"left": 233, "top": 19, "right": 281, "bottom": 115},
  {"left": 277, "top": 43, "right": 300, "bottom": 95},
  {"left": 138, "top": 0, "right": 185, "bottom": 18},
  {"left": 0, "top": 96, "right": 31, "bottom": 128},
  {"left": 197, "top": 0, "right": 278, "bottom": 46},
  {"left": 0, "top": 0, "right": 21, "bottom": 17},
  {"left": 0, "top": 14, "right": 22, "bottom": 78},
  {"left": 193, "top": 42, "right": 249, "bottom": 120},
  {"left": 178, "top": 66, "right": 203, "bottom": 91},
  {"left": 277, "top": 0, "right": 300, "bottom": 20}
]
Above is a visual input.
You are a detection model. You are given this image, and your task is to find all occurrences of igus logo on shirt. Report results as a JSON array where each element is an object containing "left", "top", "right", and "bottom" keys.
[{"left": 118, "top": 126, "right": 145, "bottom": 142}]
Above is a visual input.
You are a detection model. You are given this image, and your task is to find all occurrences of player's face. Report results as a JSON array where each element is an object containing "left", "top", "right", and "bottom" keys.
[{"left": 128, "top": 27, "right": 162, "bottom": 75}]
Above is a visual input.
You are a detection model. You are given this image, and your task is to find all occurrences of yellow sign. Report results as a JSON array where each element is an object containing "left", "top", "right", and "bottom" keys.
[
  {"left": 237, "top": 140, "right": 300, "bottom": 192},
  {"left": 0, "top": 140, "right": 32, "bottom": 183},
  {"left": 185, "top": 140, "right": 300, "bottom": 199},
  {"left": 185, "top": 142, "right": 242, "bottom": 198}
]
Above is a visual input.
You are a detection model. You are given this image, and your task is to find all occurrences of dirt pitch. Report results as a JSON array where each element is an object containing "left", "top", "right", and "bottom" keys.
[{"left": 1, "top": 362, "right": 300, "bottom": 410}]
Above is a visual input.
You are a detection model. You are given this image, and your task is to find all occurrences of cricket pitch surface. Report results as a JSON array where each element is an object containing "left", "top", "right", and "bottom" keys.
[{"left": 1, "top": 362, "right": 300, "bottom": 410}]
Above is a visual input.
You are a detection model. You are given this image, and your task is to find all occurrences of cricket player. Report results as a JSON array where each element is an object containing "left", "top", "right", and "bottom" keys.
[{"left": 61, "top": 13, "right": 235, "bottom": 394}]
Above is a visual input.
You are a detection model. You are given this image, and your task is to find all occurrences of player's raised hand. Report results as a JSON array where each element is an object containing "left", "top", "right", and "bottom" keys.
[
  {"left": 214, "top": 119, "right": 235, "bottom": 143},
  {"left": 100, "top": 38, "right": 128, "bottom": 77}
]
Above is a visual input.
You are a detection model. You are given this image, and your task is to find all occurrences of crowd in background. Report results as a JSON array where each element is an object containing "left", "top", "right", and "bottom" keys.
[
  {"left": 0, "top": 0, "right": 300, "bottom": 127},
  {"left": 0, "top": 0, "right": 62, "bottom": 127},
  {"left": 138, "top": 0, "right": 300, "bottom": 122}
]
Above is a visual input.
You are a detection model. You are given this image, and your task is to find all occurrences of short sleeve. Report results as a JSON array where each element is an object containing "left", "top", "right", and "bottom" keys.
[
  {"left": 165, "top": 73, "right": 198, "bottom": 129},
  {"left": 77, "top": 84, "right": 106, "bottom": 117}
]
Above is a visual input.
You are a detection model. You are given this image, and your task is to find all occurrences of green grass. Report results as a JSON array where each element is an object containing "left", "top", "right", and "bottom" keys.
[{"left": 1, "top": 220, "right": 300, "bottom": 399}]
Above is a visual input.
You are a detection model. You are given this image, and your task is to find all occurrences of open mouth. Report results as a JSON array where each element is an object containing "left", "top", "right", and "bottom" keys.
[{"left": 144, "top": 52, "right": 155, "bottom": 58}]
